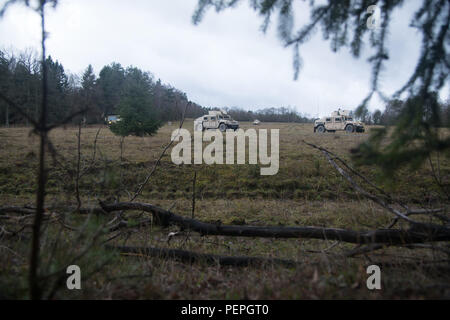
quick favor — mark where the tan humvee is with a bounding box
[314,109,365,133]
[194,110,240,132]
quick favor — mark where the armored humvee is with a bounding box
[194,110,239,132]
[314,109,364,133]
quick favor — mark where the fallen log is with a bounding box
[100,202,450,245]
[0,206,35,215]
[105,245,297,267]
[0,205,107,216]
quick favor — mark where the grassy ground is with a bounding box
[0,122,449,299]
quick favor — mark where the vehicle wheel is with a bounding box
[345,125,354,133]
[195,123,203,132]
[219,123,227,132]
[316,125,325,133]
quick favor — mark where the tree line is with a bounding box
[0,48,208,128]
[355,93,450,127]
[223,106,313,123]
[2,49,448,130]
[0,48,318,129]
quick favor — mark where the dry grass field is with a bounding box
[0,122,449,299]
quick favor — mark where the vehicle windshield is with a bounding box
[108,116,118,121]
[223,115,231,119]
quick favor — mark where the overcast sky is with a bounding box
[0,0,448,117]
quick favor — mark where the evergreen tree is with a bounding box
[0,50,209,127]
[81,64,95,91]
[0,50,12,126]
[97,62,125,119]
[81,64,100,123]
[372,109,382,125]
[109,67,161,137]
[44,56,69,123]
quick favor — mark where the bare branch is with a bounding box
[129,101,191,201]
[75,121,82,211]
[0,206,35,215]
[191,170,197,219]
[303,140,418,224]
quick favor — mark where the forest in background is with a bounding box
[0,48,317,127]
[4,48,449,128]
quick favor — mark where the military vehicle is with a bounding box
[106,115,121,125]
[194,110,239,132]
[314,109,364,133]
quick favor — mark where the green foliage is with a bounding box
[372,109,382,125]
[45,55,70,122]
[354,103,370,123]
[109,67,162,137]
[351,92,450,177]
[0,49,208,126]
[97,62,125,118]
[224,106,312,122]
[81,64,96,92]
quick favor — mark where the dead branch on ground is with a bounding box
[99,201,450,245]
[105,244,297,267]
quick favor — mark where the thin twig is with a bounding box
[303,140,417,224]
[129,101,191,201]
[75,121,82,211]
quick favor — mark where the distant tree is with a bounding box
[185,101,208,119]
[225,106,312,123]
[81,64,101,123]
[380,98,403,125]
[0,49,41,126]
[97,62,125,119]
[0,50,208,127]
[152,78,163,114]
[372,109,382,125]
[44,56,69,123]
[109,67,161,137]
[12,53,35,124]
[0,50,12,126]
[354,104,370,123]
[81,64,95,91]
[441,99,450,127]
[159,85,188,121]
